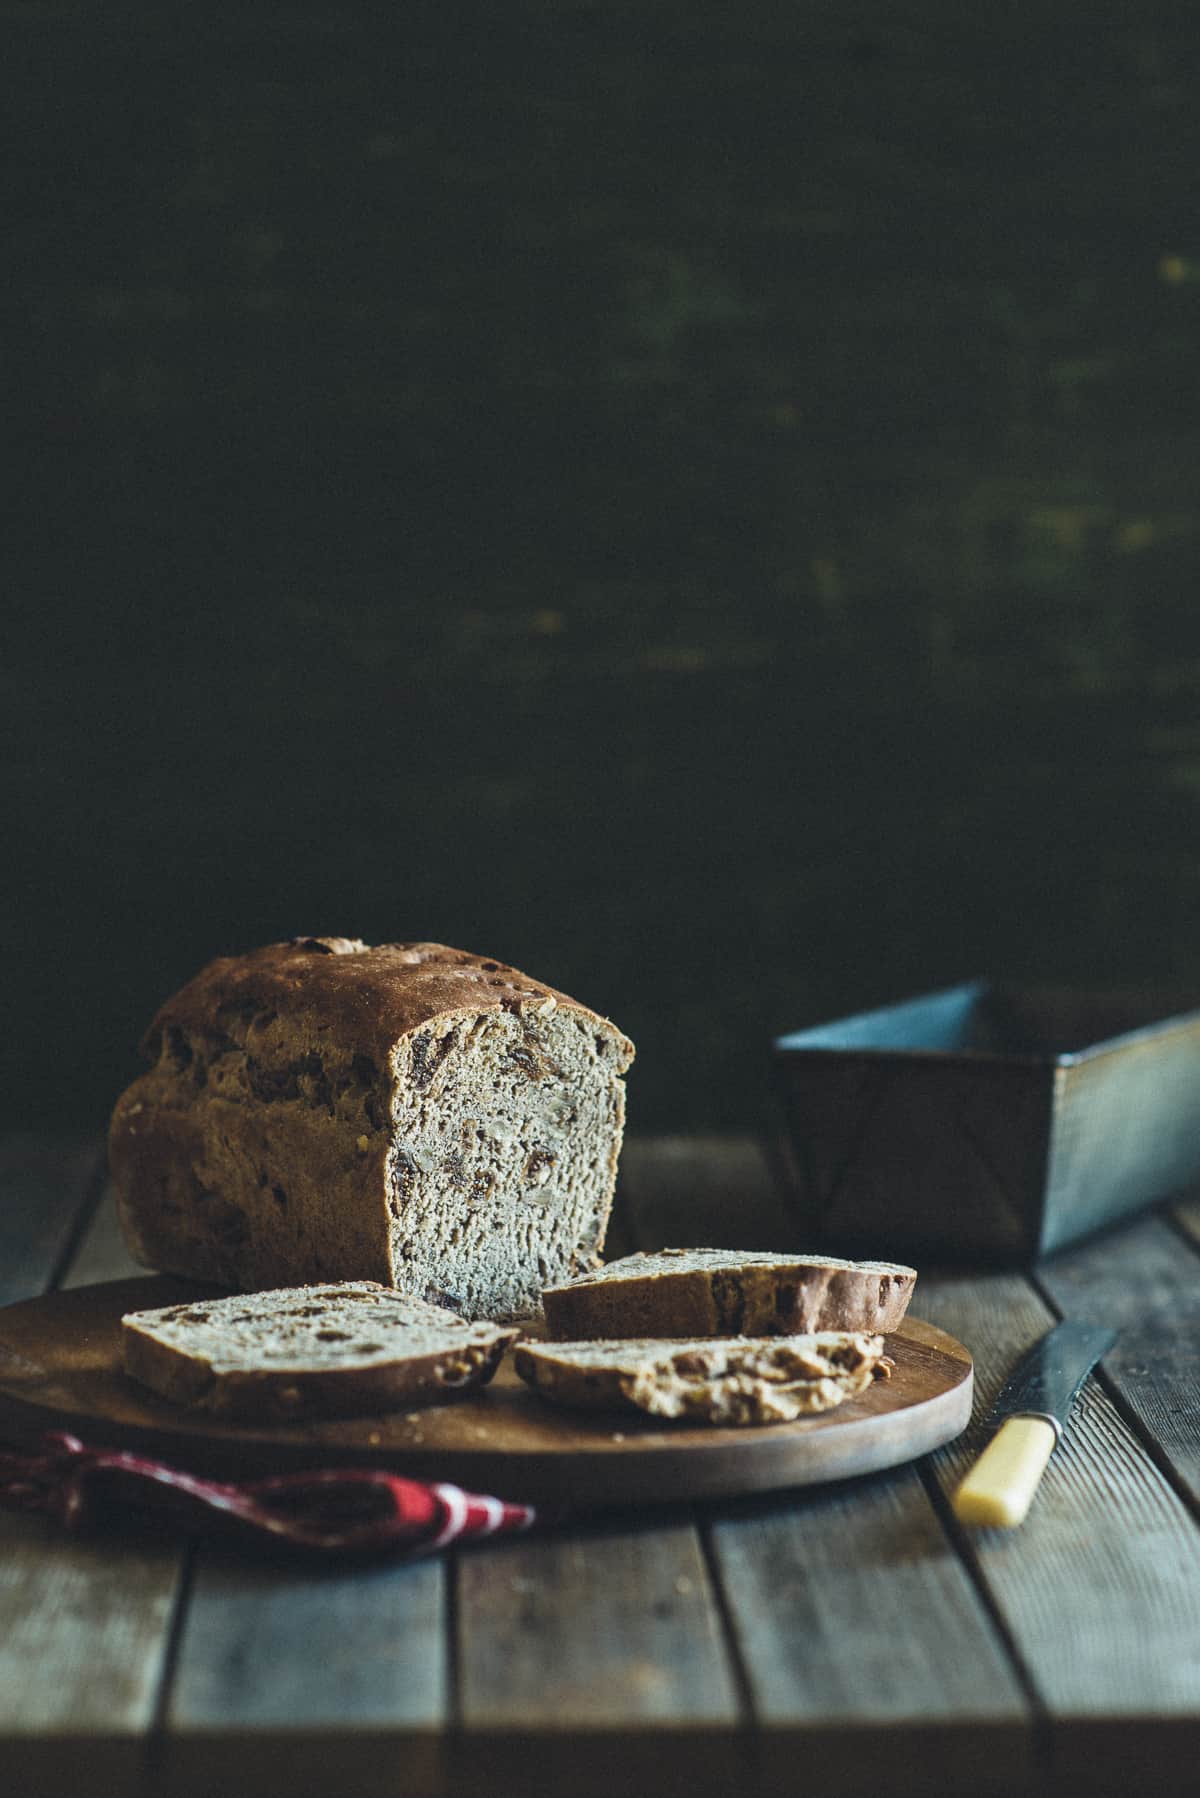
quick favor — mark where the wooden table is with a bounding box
[2,1134,1199,1798]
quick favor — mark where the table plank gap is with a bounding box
[160,1542,448,1798]
[1032,1213,1200,1511]
[445,1547,462,1732]
[764,1132,1047,1776]
[915,1453,1051,1730]
[708,1466,1034,1796]
[695,1512,760,1728]
[453,1510,745,1797]
[0,1508,185,1798]
[139,1536,199,1798]
[920,1267,1200,1791]
[619,1135,1039,1790]
[0,1136,185,1797]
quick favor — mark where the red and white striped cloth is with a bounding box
[0,1431,537,1558]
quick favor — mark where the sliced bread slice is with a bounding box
[121,1282,517,1422]
[514,1332,886,1426]
[541,1248,916,1341]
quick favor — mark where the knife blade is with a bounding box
[952,1319,1116,1528]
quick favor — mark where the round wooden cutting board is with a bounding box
[0,1277,972,1506]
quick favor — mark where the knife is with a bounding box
[952,1319,1116,1528]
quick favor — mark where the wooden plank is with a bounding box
[443,1133,752,1795]
[619,1132,796,1251]
[0,1510,182,1798]
[0,1137,181,1798]
[12,1171,452,1798]
[920,1269,1200,1793]
[160,1549,447,1798]
[454,1514,742,1797]
[442,1135,754,1795]
[59,1184,143,1288]
[709,1472,1033,1797]
[1035,1213,1200,1508]
[621,1135,1031,1795]
[53,1180,451,1795]
[157,1137,749,1798]
[0,1134,101,1305]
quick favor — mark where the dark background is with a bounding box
[6,4,1200,1135]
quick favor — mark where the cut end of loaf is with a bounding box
[387,998,630,1319]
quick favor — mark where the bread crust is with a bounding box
[541,1249,916,1340]
[121,1282,518,1423]
[131,937,620,1069]
[108,939,634,1313]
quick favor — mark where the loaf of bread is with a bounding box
[121,1282,517,1421]
[541,1248,916,1340]
[108,937,634,1320]
[514,1332,886,1425]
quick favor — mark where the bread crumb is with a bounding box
[367,1431,382,1446]
[611,1431,626,1442]
[674,1576,693,1596]
[356,1134,370,1153]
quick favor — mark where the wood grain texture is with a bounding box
[921,1269,1200,1789]
[0,1509,181,1797]
[0,1276,972,1504]
[0,1141,181,1797]
[160,1549,446,1798]
[710,1469,1033,1795]
[0,1134,101,1304]
[450,1137,755,1795]
[4,1130,1199,1797]
[622,1134,1026,1794]
[1035,1213,1200,1506]
[454,1514,742,1796]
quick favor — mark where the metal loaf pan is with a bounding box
[773,981,1200,1264]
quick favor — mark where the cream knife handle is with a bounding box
[952,1416,1058,1528]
